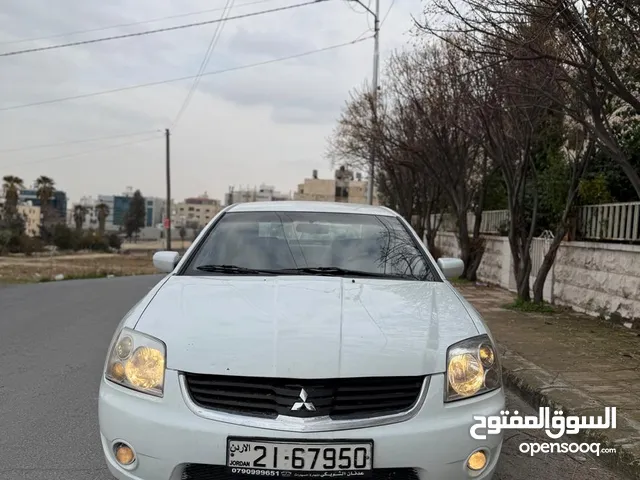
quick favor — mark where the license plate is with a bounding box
[226,437,374,477]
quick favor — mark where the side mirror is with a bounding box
[437,257,464,280]
[153,251,180,273]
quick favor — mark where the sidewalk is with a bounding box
[457,284,640,479]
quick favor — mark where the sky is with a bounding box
[0,0,423,204]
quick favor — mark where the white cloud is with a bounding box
[0,0,421,204]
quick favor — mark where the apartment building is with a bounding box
[294,167,378,204]
[93,188,165,232]
[18,188,68,221]
[225,184,290,205]
[67,196,99,229]
[171,193,222,229]
[18,203,41,237]
[0,195,42,237]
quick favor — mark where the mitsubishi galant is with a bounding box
[98,201,505,480]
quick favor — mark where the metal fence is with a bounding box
[578,202,640,242]
[432,202,640,243]
[430,210,509,235]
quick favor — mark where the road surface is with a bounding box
[0,276,627,479]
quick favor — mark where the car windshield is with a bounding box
[182,211,440,281]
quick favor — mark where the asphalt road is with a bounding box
[0,276,627,480]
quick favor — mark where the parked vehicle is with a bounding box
[98,201,505,480]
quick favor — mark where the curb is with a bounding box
[499,346,640,480]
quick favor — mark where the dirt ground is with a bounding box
[0,252,159,283]
[121,240,193,251]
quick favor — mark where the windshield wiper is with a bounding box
[275,267,397,278]
[195,264,280,275]
[195,265,414,279]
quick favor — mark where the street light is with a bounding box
[349,0,380,205]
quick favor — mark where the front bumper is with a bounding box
[99,370,505,480]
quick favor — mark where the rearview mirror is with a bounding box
[153,251,180,273]
[295,223,330,234]
[437,257,464,280]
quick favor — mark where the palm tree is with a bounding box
[2,175,24,217]
[35,175,55,215]
[73,205,87,231]
[95,203,110,235]
[35,176,55,240]
[35,176,55,205]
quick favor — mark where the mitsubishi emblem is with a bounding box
[291,388,316,411]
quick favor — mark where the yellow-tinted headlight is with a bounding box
[445,334,501,402]
[125,346,165,390]
[447,353,484,396]
[105,328,166,397]
[110,362,126,381]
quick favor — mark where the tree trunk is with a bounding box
[465,210,486,281]
[465,236,486,281]
[508,231,532,301]
[532,228,564,304]
[456,211,473,279]
[414,220,426,241]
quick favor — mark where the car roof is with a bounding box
[226,201,397,217]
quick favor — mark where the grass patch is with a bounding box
[450,276,473,285]
[503,297,557,314]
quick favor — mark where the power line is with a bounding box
[0,0,329,58]
[381,0,396,26]
[0,36,371,112]
[0,130,158,154]
[0,134,162,168]
[0,0,280,47]
[172,0,236,128]
[353,28,374,42]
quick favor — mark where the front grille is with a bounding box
[183,373,425,419]
[182,465,419,480]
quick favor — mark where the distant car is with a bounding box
[98,201,505,480]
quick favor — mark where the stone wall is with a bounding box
[435,232,507,287]
[553,242,640,323]
[435,232,640,322]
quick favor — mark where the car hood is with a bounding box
[134,275,479,378]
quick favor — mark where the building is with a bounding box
[17,203,41,237]
[293,167,377,204]
[171,192,222,229]
[0,196,42,237]
[18,188,68,221]
[145,197,166,228]
[96,194,128,232]
[67,196,100,230]
[92,187,165,233]
[225,184,290,206]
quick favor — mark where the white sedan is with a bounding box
[98,201,505,480]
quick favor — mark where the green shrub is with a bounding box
[78,230,110,252]
[19,235,44,256]
[52,224,75,251]
[108,233,122,250]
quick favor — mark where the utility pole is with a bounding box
[165,128,172,250]
[366,0,380,205]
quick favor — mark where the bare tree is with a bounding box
[385,41,492,280]
[327,86,442,239]
[532,118,595,302]
[447,35,565,300]
[418,0,640,198]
